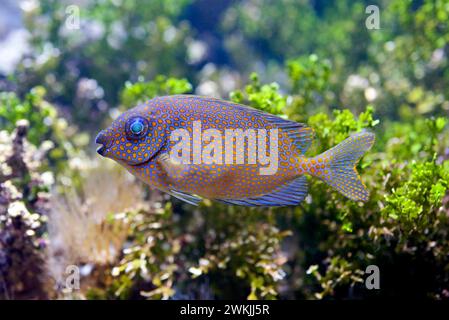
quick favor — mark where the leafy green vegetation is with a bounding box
[0,0,448,300]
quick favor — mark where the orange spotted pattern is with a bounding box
[96,95,375,205]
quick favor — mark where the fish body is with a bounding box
[96,95,374,206]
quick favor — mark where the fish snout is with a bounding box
[95,130,113,156]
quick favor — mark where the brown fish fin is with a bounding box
[157,153,203,205]
[265,116,315,154]
[216,176,308,207]
[157,152,190,178]
[315,131,375,201]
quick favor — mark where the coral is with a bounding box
[0,121,51,299]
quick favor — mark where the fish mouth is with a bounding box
[95,131,112,156]
[96,144,107,156]
[95,130,165,165]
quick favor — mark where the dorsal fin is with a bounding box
[172,95,315,154]
[217,176,308,207]
[260,113,315,154]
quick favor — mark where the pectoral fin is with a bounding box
[157,152,189,178]
[157,153,203,206]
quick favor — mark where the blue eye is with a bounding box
[130,121,144,134]
[126,117,148,139]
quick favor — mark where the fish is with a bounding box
[95,95,375,206]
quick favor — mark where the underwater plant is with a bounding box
[0,0,448,301]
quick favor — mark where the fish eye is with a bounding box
[126,116,148,139]
[131,121,144,134]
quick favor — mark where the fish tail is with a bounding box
[308,131,375,201]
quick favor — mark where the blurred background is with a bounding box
[0,0,448,300]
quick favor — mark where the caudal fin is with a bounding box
[315,131,375,201]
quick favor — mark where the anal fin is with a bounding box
[217,176,308,207]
